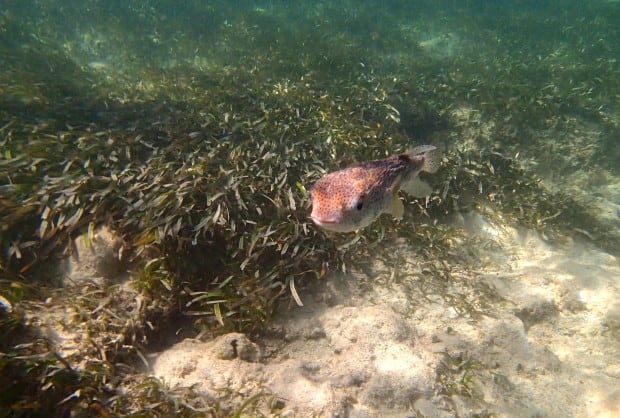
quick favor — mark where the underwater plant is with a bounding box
[1,0,618,415]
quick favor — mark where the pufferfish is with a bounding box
[309,145,440,233]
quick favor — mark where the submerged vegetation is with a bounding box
[1,0,619,415]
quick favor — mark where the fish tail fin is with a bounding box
[407,144,440,173]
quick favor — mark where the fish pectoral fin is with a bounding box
[401,176,433,198]
[390,193,404,220]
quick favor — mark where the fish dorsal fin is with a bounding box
[406,145,440,173]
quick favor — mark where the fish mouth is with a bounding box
[310,215,353,233]
[310,215,336,226]
[310,215,345,230]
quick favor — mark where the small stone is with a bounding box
[414,398,453,418]
[514,296,557,329]
[300,362,321,374]
[603,302,620,336]
[270,398,286,410]
[66,226,125,287]
[306,326,326,340]
[213,333,260,362]
[562,296,585,313]
[604,364,620,379]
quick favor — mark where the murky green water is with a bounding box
[1,1,618,416]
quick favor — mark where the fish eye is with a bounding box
[356,201,364,210]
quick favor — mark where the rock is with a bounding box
[561,294,586,313]
[305,326,326,340]
[513,295,557,329]
[413,397,454,418]
[604,364,620,379]
[65,225,125,287]
[214,333,260,362]
[603,302,620,338]
[151,336,264,414]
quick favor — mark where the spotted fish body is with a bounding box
[309,145,440,233]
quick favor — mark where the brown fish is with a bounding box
[309,145,440,233]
